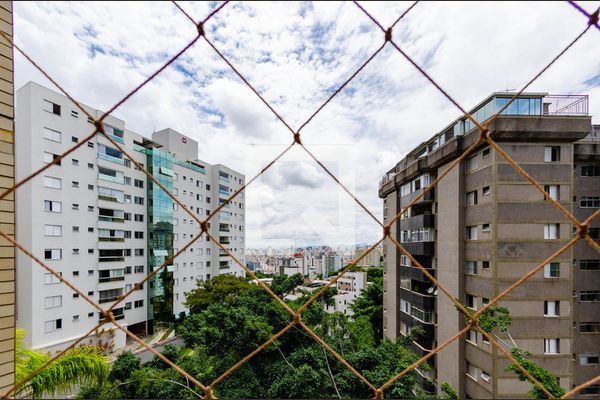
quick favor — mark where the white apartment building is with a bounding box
[325,270,367,316]
[16,82,245,351]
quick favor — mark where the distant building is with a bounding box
[322,254,342,278]
[325,270,367,316]
[353,246,383,267]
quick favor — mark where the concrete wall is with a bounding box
[435,160,464,396]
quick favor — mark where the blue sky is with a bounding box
[13,1,600,248]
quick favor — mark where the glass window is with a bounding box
[544,223,560,239]
[517,98,530,115]
[544,300,559,316]
[43,127,61,142]
[544,338,559,354]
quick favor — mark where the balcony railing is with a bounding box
[99,237,125,242]
[98,296,120,304]
[98,173,124,184]
[542,94,588,116]
[98,152,124,165]
[98,276,125,283]
[99,216,125,223]
[98,256,125,262]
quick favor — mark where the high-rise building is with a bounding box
[16,82,245,352]
[379,92,599,398]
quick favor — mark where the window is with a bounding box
[544,146,560,162]
[544,185,560,201]
[72,159,79,166]
[580,354,600,365]
[466,363,478,381]
[466,294,476,310]
[72,203,79,210]
[43,152,61,165]
[544,300,559,317]
[44,176,62,189]
[134,249,144,256]
[73,315,80,322]
[544,223,560,239]
[71,110,78,118]
[87,142,94,148]
[544,338,560,354]
[580,291,600,302]
[134,179,144,188]
[482,186,490,196]
[134,265,144,273]
[125,302,132,310]
[44,200,62,213]
[134,231,144,239]
[482,148,491,158]
[580,260,600,271]
[44,273,61,285]
[44,295,62,309]
[44,249,62,260]
[466,191,478,206]
[134,300,144,308]
[72,136,78,143]
[581,165,600,177]
[466,226,477,240]
[44,319,62,333]
[134,196,144,205]
[482,261,490,269]
[134,214,144,222]
[44,224,62,236]
[465,261,478,275]
[466,156,478,172]
[480,371,491,383]
[88,184,94,190]
[43,127,61,142]
[467,329,477,344]
[482,223,490,232]
[591,228,600,240]
[579,322,600,333]
[544,262,560,278]
[580,196,600,208]
[43,99,61,115]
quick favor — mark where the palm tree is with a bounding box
[16,328,110,398]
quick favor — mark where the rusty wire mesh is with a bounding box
[2,1,600,399]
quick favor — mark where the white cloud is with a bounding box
[13,1,600,247]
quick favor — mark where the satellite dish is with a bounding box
[433,289,438,296]
[427,287,434,294]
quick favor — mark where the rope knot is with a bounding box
[294,132,302,144]
[578,223,589,238]
[385,27,392,42]
[589,8,599,26]
[197,22,205,36]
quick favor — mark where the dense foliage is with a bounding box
[16,328,109,398]
[80,269,430,398]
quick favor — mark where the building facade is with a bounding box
[16,82,245,351]
[379,93,599,398]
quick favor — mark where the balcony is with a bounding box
[98,276,125,283]
[400,187,434,206]
[401,242,434,256]
[400,311,435,338]
[98,256,125,263]
[98,152,124,165]
[219,237,230,245]
[99,216,125,223]
[98,173,124,184]
[400,214,435,230]
[99,237,125,242]
[400,265,436,282]
[98,296,119,304]
[401,287,436,309]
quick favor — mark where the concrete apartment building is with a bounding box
[379,92,599,398]
[15,82,245,352]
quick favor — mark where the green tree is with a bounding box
[350,277,383,342]
[184,274,251,313]
[109,351,141,382]
[16,328,109,398]
[271,273,304,298]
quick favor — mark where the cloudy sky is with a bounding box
[14,1,600,248]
